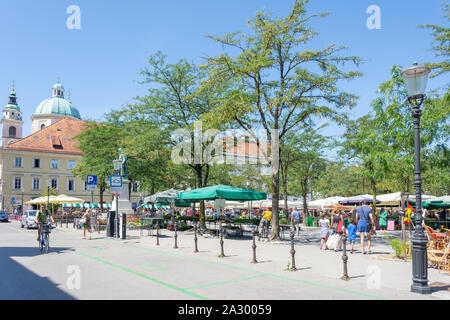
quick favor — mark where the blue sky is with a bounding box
[0,0,448,139]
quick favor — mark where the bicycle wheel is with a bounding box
[39,236,43,251]
[45,233,49,254]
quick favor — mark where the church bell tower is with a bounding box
[1,83,24,147]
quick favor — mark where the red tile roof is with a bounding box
[6,118,87,155]
[221,137,270,157]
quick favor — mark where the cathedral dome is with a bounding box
[33,82,81,120]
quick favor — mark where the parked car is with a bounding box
[0,210,9,222]
[21,210,39,229]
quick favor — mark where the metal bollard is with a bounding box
[173,220,178,249]
[194,222,199,253]
[251,230,258,264]
[220,225,225,257]
[341,229,350,281]
[156,221,160,246]
[290,231,297,271]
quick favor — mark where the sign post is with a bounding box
[110,175,122,239]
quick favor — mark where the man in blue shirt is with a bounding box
[291,208,302,235]
[356,201,375,254]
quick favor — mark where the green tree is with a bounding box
[203,0,362,239]
[314,162,367,198]
[286,127,328,217]
[123,52,226,228]
[371,66,449,195]
[342,115,388,214]
[419,2,450,78]
[72,122,121,212]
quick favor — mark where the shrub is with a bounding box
[383,232,410,259]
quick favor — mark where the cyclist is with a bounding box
[36,204,54,242]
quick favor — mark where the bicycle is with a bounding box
[39,223,51,254]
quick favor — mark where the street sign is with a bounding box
[87,175,97,191]
[110,175,122,188]
[110,175,122,194]
[11,197,15,204]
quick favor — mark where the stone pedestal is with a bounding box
[110,179,134,216]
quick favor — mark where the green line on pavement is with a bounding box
[73,250,210,300]
[116,240,389,300]
[183,274,268,290]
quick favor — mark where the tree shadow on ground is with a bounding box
[0,246,75,300]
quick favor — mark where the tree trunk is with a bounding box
[270,169,280,240]
[281,163,288,221]
[301,178,309,226]
[195,165,206,229]
[371,179,377,222]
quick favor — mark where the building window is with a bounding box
[14,177,22,190]
[40,124,45,130]
[33,158,41,168]
[51,159,59,169]
[14,157,23,168]
[68,179,75,192]
[9,126,16,138]
[51,179,58,189]
[68,160,76,170]
[32,178,41,191]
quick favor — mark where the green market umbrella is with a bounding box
[143,189,192,208]
[423,196,450,209]
[144,189,179,204]
[177,185,267,202]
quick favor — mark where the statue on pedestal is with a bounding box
[118,148,128,180]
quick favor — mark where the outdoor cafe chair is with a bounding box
[427,241,450,275]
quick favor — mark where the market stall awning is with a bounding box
[339,195,380,206]
[178,185,267,202]
[308,196,346,209]
[423,195,450,208]
[25,195,84,205]
[62,203,111,209]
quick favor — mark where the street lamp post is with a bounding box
[402,62,431,295]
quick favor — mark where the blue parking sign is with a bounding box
[87,175,97,186]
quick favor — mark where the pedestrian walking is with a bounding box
[347,219,357,254]
[330,209,344,252]
[356,201,375,254]
[82,209,92,240]
[258,209,272,239]
[291,208,302,234]
[379,208,388,231]
[319,213,331,250]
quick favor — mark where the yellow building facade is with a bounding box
[0,83,143,212]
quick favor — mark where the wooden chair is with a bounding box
[428,242,450,275]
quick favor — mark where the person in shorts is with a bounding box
[291,208,302,234]
[356,201,375,254]
[258,210,272,239]
[347,219,357,254]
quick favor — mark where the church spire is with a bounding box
[5,82,20,111]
